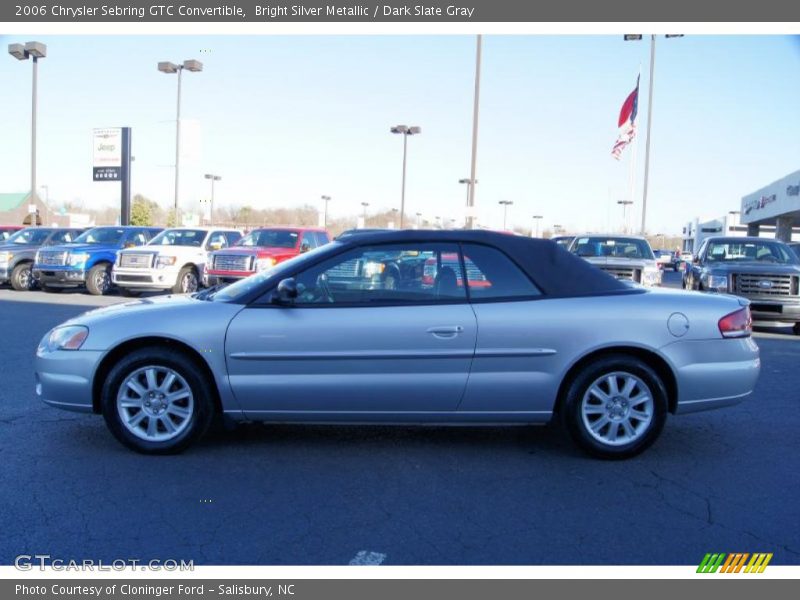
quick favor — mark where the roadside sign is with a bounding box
[92,128,122,181]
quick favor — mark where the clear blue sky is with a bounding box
[0,34,798,234]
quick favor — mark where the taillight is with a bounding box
[718,306,752,338]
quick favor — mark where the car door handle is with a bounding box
[427,326,464,338]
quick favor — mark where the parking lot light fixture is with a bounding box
[160,58,203,225]
[204,174,221,226]
[361,202,370,225]
[9,41,46,226]
[498,200,513,231]
[617,200,633,233]
[390,124,421,229]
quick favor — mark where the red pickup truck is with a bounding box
[205,227,330,286]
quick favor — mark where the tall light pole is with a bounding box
[390,124,421,229]
[498,200,513,230]
[361,202,369,225]
[321,195,331,228]
[159,59,203,226]
[40,184,50,226]
[617,200,633,233]
[9,41,46,226]
[532,215,543,238]
[466,34,482,230]
[624,34,683,234]
[203,173,220,226]
[415,212,422,229]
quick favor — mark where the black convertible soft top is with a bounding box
[337,229,633,297]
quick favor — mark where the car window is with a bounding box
[290,243,466,306]
[50,230,72,244]
[149,229,205,247]
[207,232,229,250]
[461,243,542,300]
[225,231,242,246]
[301,232,317,250]
[314,232,330,246]
[10,228,56,245]
[706,240,797,264]
[127,230,148,246]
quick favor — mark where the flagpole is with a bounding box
[628,64,642,236]
[640,35,656,235]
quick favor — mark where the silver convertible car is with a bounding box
[35,230,760,458]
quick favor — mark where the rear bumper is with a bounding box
[33,266,86,286]
[661,337,760,414]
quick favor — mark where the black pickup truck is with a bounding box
[684,236,800,333]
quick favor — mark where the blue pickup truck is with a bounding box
[33,226,162,295]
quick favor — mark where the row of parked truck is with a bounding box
[0,224,330,295]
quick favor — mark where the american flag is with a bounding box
[611,76,640,160]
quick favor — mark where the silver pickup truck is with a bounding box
[568,234,662,287]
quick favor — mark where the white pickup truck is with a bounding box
[112,227,242,295]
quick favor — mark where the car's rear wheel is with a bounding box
[101,348,214,454]
[10,262,34,291]
[173,266,199,294]
[86,263,112,295]
[562,355,668,459]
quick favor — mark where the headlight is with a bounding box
[67,252,89,266]
[156,256,177,268]
[0,251,12,264]
[37,325,89,353]
[704,274,729,292]
[255,257,276,272]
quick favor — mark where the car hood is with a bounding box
[55,294,245,352]
[703,262,800,275]
[215,247,296,257]
[0,243,40,252]
[582,256,656,268]
[125,244,203,254]
[45,243,120,253]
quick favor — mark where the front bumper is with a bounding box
[747,299,800,323]
[33,265,86,286]
[35,348,104,413]
[0,266,9,282]
[662,337,760,414]
[112,266,179,290]
[206,269,253,286]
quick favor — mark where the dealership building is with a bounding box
[682,169,800,254]
[740,169,800,241]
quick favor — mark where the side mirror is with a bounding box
[274,278,298,304]
[208,242,223,251]
[693,256,700,264]
[125,242,136,248]
[300,242,311,253]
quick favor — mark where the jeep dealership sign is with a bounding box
[92,128,122,181]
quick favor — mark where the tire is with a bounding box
[119,287,142,298]
[101,347,215,454]
[172,266,199,294]
[561,354,668,459]
[10,262,34,291]
[86,263,112,296]
[793,323,800,336]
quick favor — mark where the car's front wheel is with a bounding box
[86,263,112,295]
[10,262,34,291]
[561,355,668,459]
[101,348,215,454]
[173,266,199,294]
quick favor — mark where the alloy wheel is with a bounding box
[580,371,654,447]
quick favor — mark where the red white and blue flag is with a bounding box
[611,76,640,160]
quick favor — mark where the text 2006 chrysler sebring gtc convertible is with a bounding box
[35,231,760,459]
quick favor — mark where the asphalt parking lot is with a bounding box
[1,272,799,566]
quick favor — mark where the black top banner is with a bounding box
[2,0,799,22]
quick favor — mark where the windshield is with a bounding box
[211,243,339,302]
[5,228,50,245]
[237,229,299,248]
[571,237,655,260]
[149,229,206,247]
[706,240,798,264]
[74,227,125,245]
